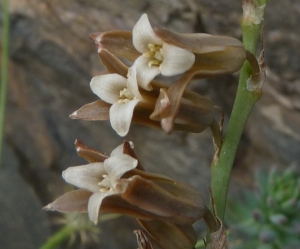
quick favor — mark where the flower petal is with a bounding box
[62,163,105,192]
[132,13,163,53]
[110,143,125,156]
[160,43,195,76]
[104,154,138,182]
[127,67,143,99]
[88,192,113,224]
[90,74,127,104]
[110,141,145,171]
[109,99,140,136]
[43,189,92,212]
[133,56,160,90]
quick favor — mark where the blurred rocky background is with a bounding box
[0,0,299,248]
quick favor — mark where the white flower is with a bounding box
[62,146,138,224]
[90,67,145,136]
[132,14,195,90]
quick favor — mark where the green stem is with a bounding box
[40,225,75,249]
[0,0,10,167]
[210,1,267,220]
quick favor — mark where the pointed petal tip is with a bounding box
[133,13,163,53]
[116,131,128,137]
[74,139,80,146]
[43,204,52,211]
[161,119,173,135]
[69,111,78,119]
[110,100,140,137]
[62,170,67,180]
[74,139,85,152]
[88,192,111,225]
[92,219,98,225]
[89,33,106,52]
[89,32,102,43]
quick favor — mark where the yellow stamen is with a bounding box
[148,60,161,67]
[118,88,136,104]
[145,43,164,68]
[99,187,109,192]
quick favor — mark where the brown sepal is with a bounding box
[69,100,110,121]
[75,139,108,163]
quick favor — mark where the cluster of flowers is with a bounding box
[45,140,207,248]
[45,14,248,248]
[70,14,247,136]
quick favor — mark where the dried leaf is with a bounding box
[209,218,228,249]
[134,230,154,249]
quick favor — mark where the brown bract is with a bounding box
[90,31,140,61]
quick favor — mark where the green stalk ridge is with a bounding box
[210,1,268,220]
[0,0,10,167]
[40,225,75,249]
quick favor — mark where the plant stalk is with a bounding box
[0,0,10,168]
[210,0,268,220]
[40,225,75,249]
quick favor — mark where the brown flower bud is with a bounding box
[90,31,140,61]
[153,27,246,76]
[138,219,197,249]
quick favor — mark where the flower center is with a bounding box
[144,44,163,67]
[98,174,113,192]
[118,88,136,104]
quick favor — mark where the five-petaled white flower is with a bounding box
[62,144,138,224]
[90,67,148,136]
[132,14,195,90]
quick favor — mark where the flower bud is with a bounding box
[153,27,246,76]
[122,174,206,225]
[138,219,197,249]
[90,31,140,61]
